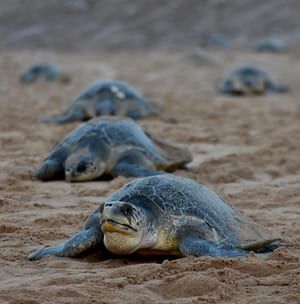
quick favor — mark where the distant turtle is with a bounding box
[34,118,192,182]
[184,48,218,66]
[20,63,70,84]
[28,174,282,260]
[255,38,286,53]
[219,65,289,95]
[42,80,160,124]
[208,33,231,48]
[64,0,91,11]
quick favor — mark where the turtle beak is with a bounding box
[101,201,138,235]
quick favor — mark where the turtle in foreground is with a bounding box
[42,80,160,124]
[255,38,286,53]
[34,118,192,182]
[219,65,289,95]
[20,63,70,84]
[28,174,282,261]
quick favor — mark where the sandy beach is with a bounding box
[0,49,299,303]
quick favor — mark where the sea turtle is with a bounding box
[255,38,286,53]
[28,174,281,260]
[20,63,70,84]
[42,80,160,124]
[34,118,192,182]
[219,65,289,95]
[208,33,231,48]
[64,0,91,11]
[184,48,218,66]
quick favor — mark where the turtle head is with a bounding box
[100,201,150,255]
[20,67,39,83]
[233,68,265,94]
[65,154,106,182]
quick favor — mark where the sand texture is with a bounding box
[0,50,299,303]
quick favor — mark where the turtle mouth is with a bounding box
[101,219,137,235]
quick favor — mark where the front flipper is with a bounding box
[218,80,233,94]
[20,73,37,83]
[41,108,86,124]
[266,81,290,93]
[28,210,104,260]
[33,159,64,180]
[179,233,246,258]
[111,149,162,177]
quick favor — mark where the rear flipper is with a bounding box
[28,211,104,260]
[41,109,86,124]
[111,149,163,177]
[145,131,192,169]
[179,233,246,258]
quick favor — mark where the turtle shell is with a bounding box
[105,174,280,250]
[68,80,154,113]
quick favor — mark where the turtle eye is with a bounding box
[121,204,132,217]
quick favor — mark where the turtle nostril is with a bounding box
[77,162,87,172]
[105,202,113,208]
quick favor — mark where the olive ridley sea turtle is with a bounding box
[20,63,70,84]
[42,80,160,123]
[219,65,289,95]
[34,118,192,182]
[255,38,286,53]
[28,174,281,260]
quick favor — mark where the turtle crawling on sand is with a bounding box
[42,80,160,124]
[20,63,70,84]
[34,118,191,182]
[219,65,289,95]
[28,174,282,260]
[184,48,218,66]
[255,38,286,53]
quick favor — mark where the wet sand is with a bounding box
[0,50,299,303]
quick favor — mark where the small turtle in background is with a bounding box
[64,0,91,11]
[20,63,71,84]
[42,80,160,124]
[255,38,286,53]
[184,48,218,66]
[219,65,289,95]
[208,33,231,48]
[34,118,192,182]
[28,174,282,261]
